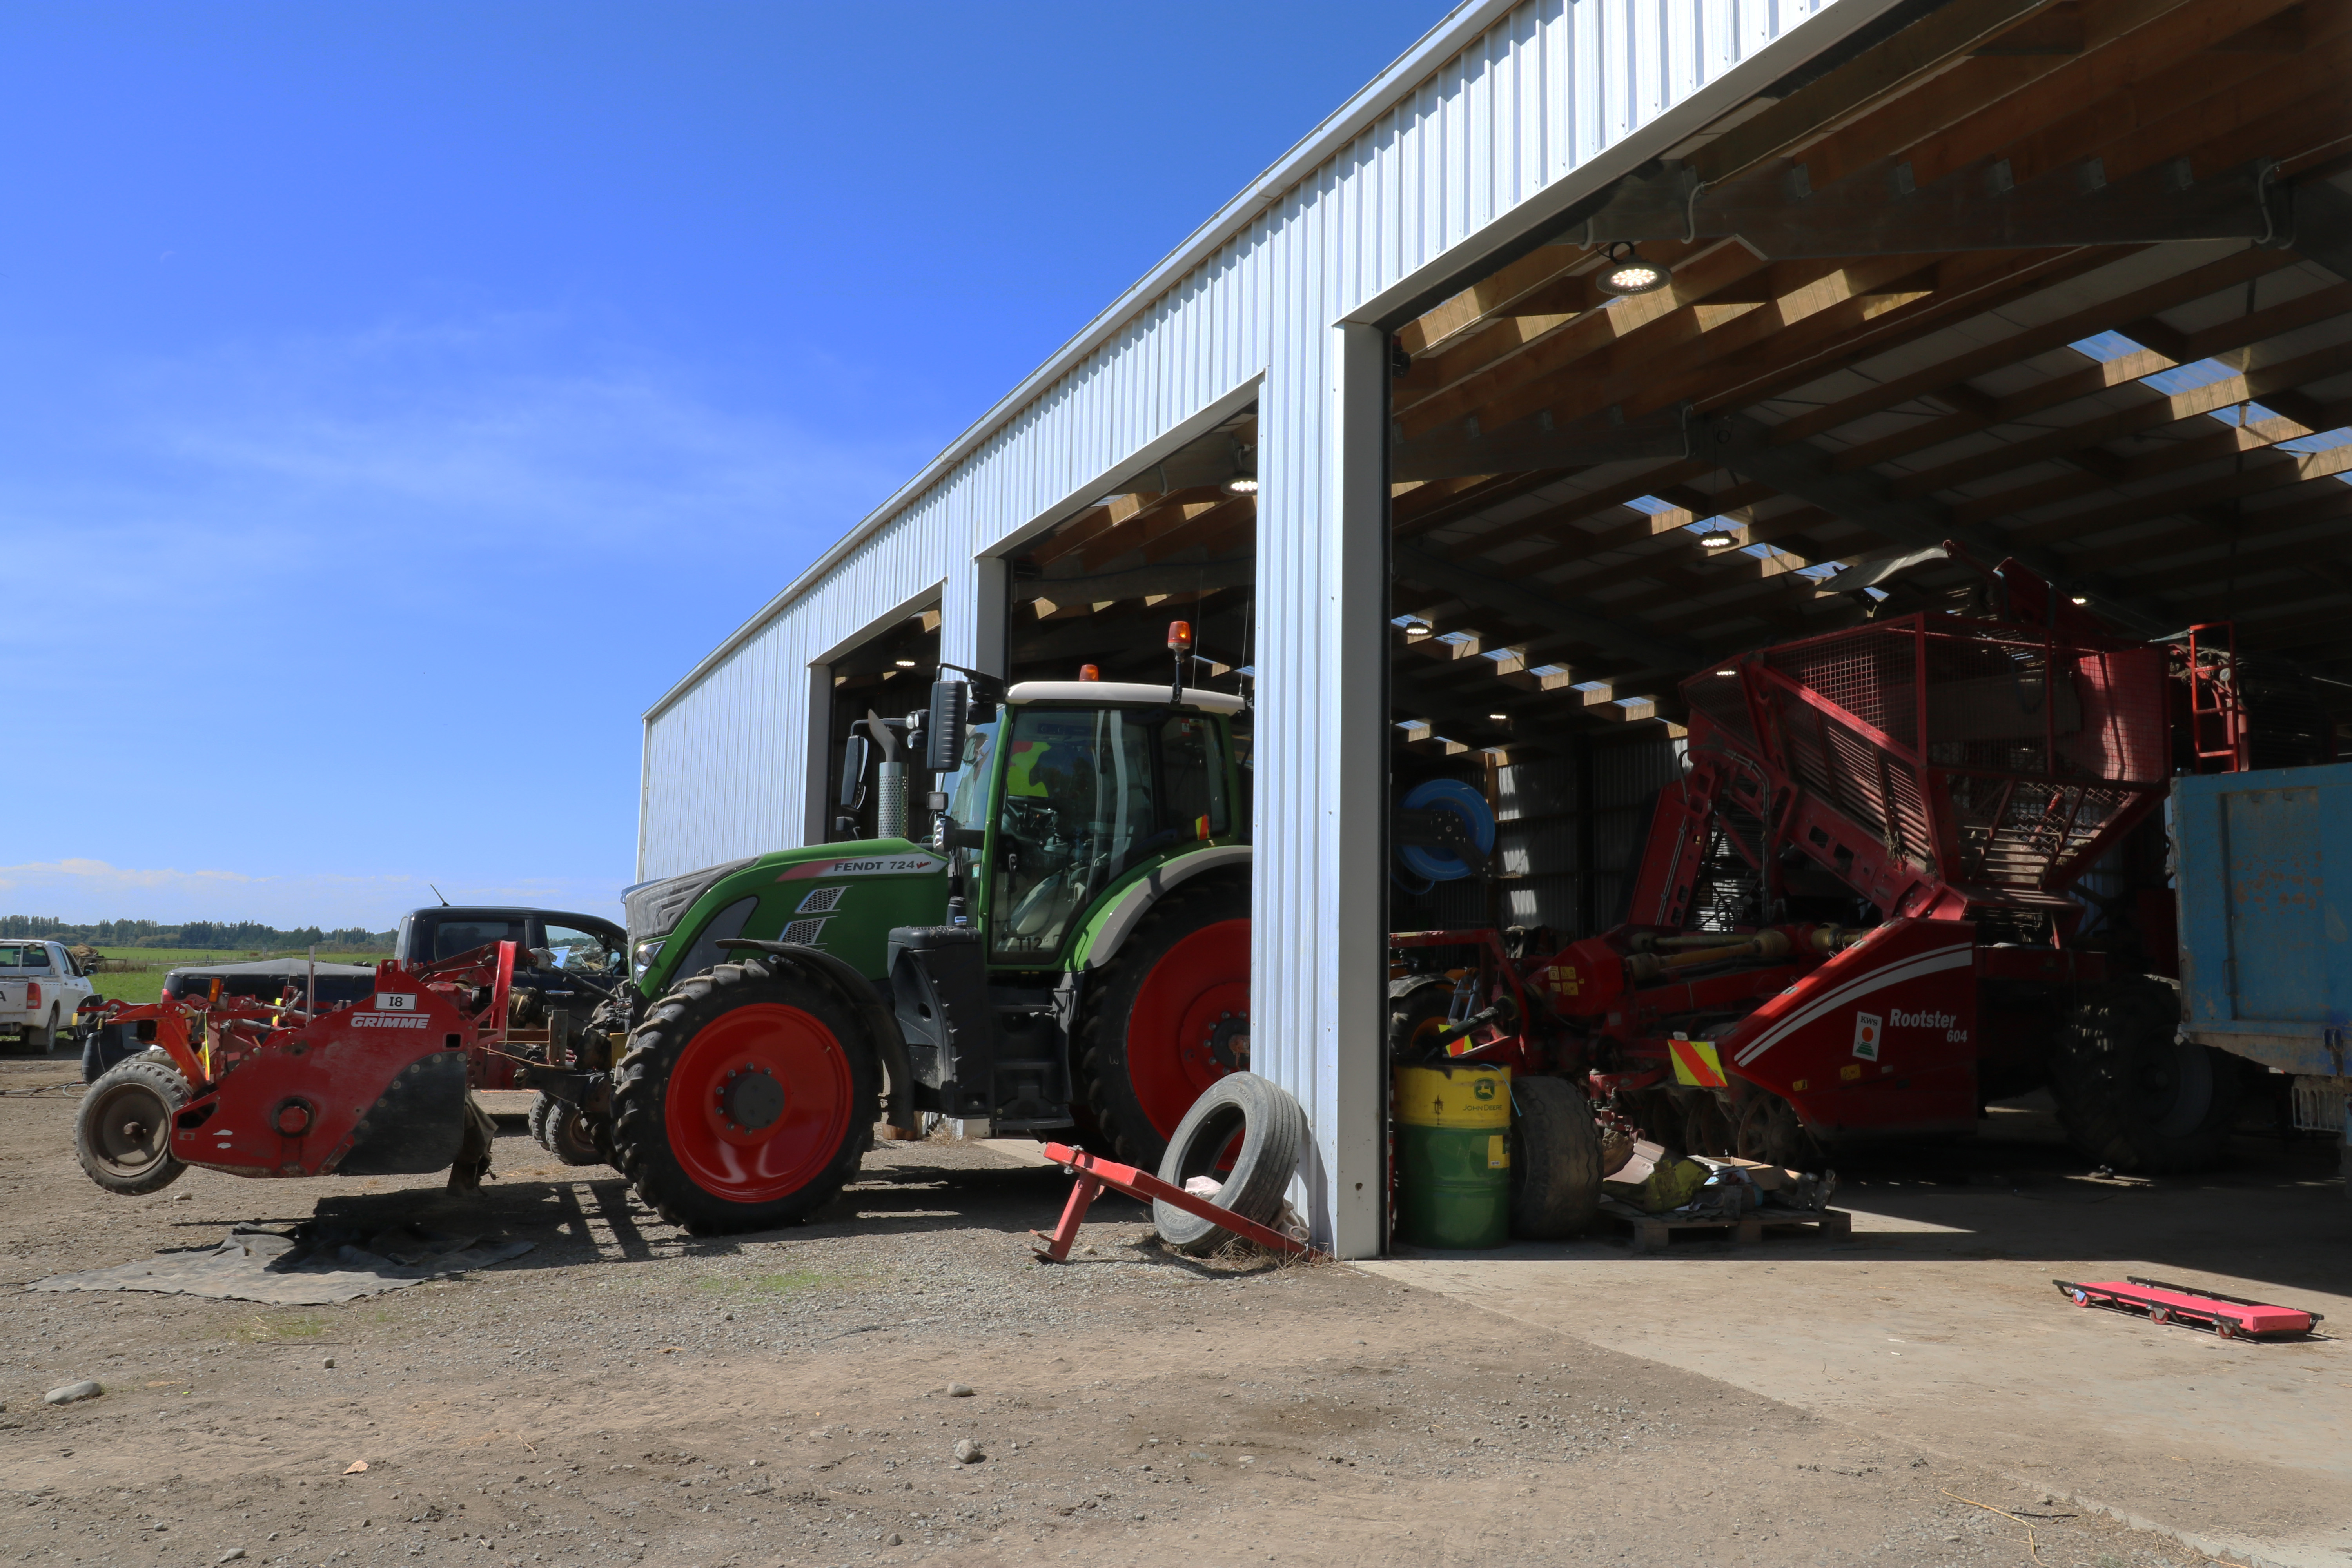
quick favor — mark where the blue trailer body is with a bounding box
[2173,762,2352,1072]
[2172,762,2352,1176]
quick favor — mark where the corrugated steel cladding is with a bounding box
[641,0,1865,1249]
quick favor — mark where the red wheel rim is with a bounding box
[663,1004,853,1205]
[1125,918,1249,1139]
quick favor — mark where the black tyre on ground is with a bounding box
[22,1004,60,1054]
[527,1092,556,1150]
[543,1100,605,1166]
[610,958,878,1234]
[76,1057,190,1196]
[2050,975,2240,1174]
[1151,1071,1309,1256]
[1508,1075,1602,1239]
[1076,878,1250,1169]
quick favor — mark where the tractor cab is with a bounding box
[928,675,1247,969]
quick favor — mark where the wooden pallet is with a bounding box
[1599,1198,1851,1252]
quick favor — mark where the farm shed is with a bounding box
[642,0,2352,1255]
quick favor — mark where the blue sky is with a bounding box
[1,1,1449,930]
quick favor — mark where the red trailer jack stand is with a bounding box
[1030,1143,1320,1263]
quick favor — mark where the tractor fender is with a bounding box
[713,939,914,1132]
[1080,845,1251,973]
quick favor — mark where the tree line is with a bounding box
[0,916,395,950]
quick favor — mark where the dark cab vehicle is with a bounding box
[394,906,629,1036]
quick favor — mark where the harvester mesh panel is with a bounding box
[1697,619,2167,897]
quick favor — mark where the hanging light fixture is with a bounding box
[1400,617,1433,640]
[1227,475,1259,494]
[1697,523,1737,549]
[1598,241,1672,297]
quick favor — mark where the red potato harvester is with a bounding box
[73,942,561,1195]
[1392,544,2303,1210]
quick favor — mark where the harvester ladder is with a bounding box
[2185,622,2249,773]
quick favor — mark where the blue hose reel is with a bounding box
[1392,777,1497,895]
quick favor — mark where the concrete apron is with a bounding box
[1364,1171,2352,1568]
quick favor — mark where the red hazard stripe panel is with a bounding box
[1668,1037,1727,1089]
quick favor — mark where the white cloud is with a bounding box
[0,311,927,646]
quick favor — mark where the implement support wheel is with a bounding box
[76,1057,190,1196]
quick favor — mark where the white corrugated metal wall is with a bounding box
[640,0,1898,1254]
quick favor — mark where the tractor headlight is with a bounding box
[631,938,664,982]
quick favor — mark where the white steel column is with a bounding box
[940,554,1008,681]
[1252,321,1388,1260]
[1324,320,1391,1259]
[799,662,833,847]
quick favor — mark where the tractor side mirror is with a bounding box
[839,732,871,808]
[926,680,968,773]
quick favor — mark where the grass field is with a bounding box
[85,948,392,1007]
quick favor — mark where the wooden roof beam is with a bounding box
[1769,246,2296,444]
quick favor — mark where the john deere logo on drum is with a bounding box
[1472,1078,1498,1100]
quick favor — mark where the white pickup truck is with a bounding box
[0,940,98,1052]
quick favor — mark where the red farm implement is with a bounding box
[1388,546,2325,1211]
[74,942,570,1196]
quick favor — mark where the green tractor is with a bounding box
[587,659,1252,1232]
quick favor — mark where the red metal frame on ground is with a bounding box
[2055,1276,2320,1339]
[1029,1142,1319,1263]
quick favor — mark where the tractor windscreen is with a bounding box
[989,706,1227,963]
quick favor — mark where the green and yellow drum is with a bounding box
[1393,1062,1511,1249]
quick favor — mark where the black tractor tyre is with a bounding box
[543,1099,605,1167]
[610,958,878,1234]
[76,1057,190,1196]
[1386,977,1457,1065]
[1509,1075,1603,1239]
[2050,975,2240,1174]
[527,1093,556,1150]
[1076,878,1250,1169]
[1151,1071,1309,1256]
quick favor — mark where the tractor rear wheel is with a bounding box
[1509,1075,1602,1238]
[76,1057,189,1195]
[1077,880,1250,1167]
[611,959,877,1234]
[2051,975,2239,1174]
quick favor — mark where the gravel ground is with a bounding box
[0,1051,2207,1567]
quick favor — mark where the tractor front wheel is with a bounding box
[544,1100,606,1167]
[611,959,877,1234]
[76,1057,189,1195]
[1078,880,1250,1168]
